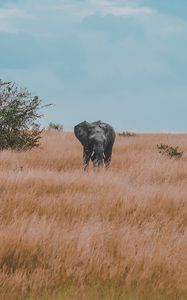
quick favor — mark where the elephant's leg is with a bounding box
[104,146,113,170]
[83,148,92,171]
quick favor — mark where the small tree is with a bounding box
[119,131,136,137]
[48,122,63,131]
[157,143,183,159]
[0,79,43,150]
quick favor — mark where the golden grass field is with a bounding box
[0,131,186,300]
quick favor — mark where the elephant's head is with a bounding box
[90,129,107,167]
[74,120,113,169]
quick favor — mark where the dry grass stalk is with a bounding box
[0,132,187,299]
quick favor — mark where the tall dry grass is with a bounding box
[0,131,186,300]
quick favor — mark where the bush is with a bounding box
[157,143,183,159]
[0,79,43,150]
[119,131,136,137]
[48,122,63,131]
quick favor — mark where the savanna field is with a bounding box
[0,131,186,300]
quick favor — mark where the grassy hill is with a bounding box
[0,132,186,300]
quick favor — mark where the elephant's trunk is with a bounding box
[92,146,104,168]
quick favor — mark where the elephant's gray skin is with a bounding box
[74,120,116,170]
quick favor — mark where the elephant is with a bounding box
[74,120,116,170]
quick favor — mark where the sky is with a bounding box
[0,0,187,132]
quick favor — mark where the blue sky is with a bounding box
[0,0,187,131]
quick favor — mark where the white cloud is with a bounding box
[0,7,32,33]
[0,7,31,19]
[101,6,153,16]
[88,0,154,16]
[51,0,154,21]
[0,0,154,34]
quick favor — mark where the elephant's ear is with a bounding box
[74,121,89,146]
[99,122,115,142]
[98,122,109,134]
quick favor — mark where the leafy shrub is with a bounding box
[119,131,136,137]
[0,79,43,150]
[48,122,63,131]
[157,143,183,159]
